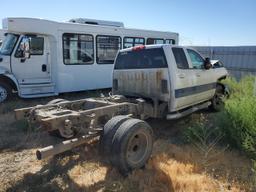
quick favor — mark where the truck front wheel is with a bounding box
[111,118,153,175]
[210,84,228,112]
[0,82,13,103]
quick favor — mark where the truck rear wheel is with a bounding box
[0,82,13,103]
[111,118,153,175]
[99,115,131,160]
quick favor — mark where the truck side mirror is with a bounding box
[204,57,212,70]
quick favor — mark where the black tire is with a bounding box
[0,82,13,103]
[111,118,153,175]
[210,84,225,112]
[47,98,68,105]
[99,115,131,160]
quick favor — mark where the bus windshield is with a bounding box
[0,33,19,55]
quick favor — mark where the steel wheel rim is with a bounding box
[126,130,149,165]
[0,86,7,103]
[59,127,74,138]
[215,93,225,106]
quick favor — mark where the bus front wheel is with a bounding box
[0,82,13,103]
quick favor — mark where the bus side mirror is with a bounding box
[19,36,31,59]
[204,57,212,70]
[24,37,31,59]
[24,50,31,59]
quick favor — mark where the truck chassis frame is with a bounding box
[15,96,156,174]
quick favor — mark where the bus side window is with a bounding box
[146,38,164,45]
[165,39,175,45]
[96,35,121,64]
[123,37,145,49]
[63,33,94,65]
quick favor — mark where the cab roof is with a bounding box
[119,44,193,52]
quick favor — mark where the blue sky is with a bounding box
[0,0,255,46]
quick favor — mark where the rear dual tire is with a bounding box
[99,115,131,160]
[100,117,153,175]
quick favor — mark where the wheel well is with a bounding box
[217,75,227,81]
[0,75,17,91]
[216,82,226,95]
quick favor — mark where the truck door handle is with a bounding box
[178,73,185,78]
[20,58,26,63]
[42,64,47,72]
[196,73,200,77]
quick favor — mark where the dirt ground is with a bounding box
[0,91,255,192]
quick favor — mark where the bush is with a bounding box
[183,115,224,146]
[216,76,256,159]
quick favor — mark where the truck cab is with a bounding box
[0,32,53,102]
[113,44,228,117]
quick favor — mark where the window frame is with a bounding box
[146,38,165,45]
[172,47,189,69]
[165,39,176,45]
[187,49,205,69]
[123,36,145,49]
[15,35,44,58]
[29,36,44,55]
[96,35,122,64]
[62,33,94,65]
[114,47,168,70]
[1,34,19,56]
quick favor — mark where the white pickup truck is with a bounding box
[15,44,229,175]
[113,44,229,117]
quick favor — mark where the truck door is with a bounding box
[186,48,216,102]
[11,35,51,84]
[172,47,198,110]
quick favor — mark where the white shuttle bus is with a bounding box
[0,17,179,102]
[0,29,6,47]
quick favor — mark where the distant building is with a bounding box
[194,46,256,79]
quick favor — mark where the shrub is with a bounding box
[183,115,224,146]
[184,76,256,159]
[217,76,256,159]
[182,114,227,169]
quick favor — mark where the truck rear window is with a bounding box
[114,48,168,69]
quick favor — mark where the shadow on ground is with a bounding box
[5,141,175,192]
[1,98,253,191]
[5,118,190,192]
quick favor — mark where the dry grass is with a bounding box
[0,94,255,192]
